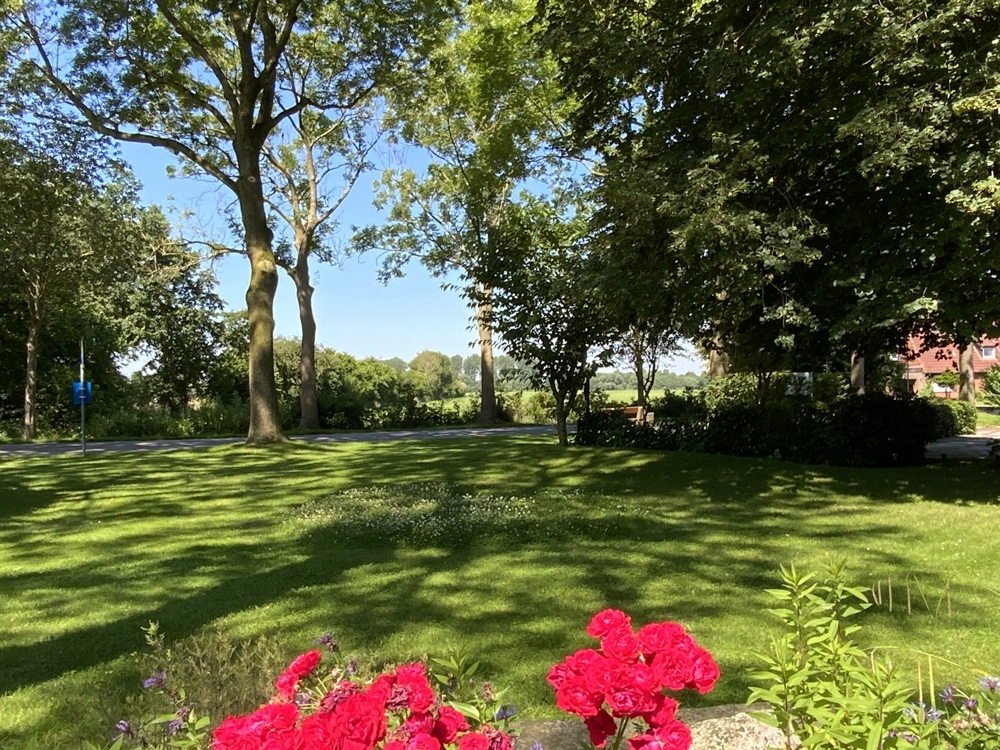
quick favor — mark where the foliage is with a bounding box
[537,0,1000,373]
[983,365,1000,407]
[2,437,1000,748]
[409,351,466,401]
[933,370,961,390]
[576,393,940,467]
[748,563,915,749]
[927,400,978,439]
[749,564,1000,750]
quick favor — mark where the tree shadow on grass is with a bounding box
[0,435,997,738]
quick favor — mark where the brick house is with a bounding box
[902,336,1000,397]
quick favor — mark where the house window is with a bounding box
[982,345,997,360]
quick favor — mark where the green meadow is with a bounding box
[2,436,999,747]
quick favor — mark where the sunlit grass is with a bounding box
[1,436,999,748]
[978,409,1000,428]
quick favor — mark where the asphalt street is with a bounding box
[0,425,567,458]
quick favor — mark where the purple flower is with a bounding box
[979,676,1000,692]
[925,707,943,722]
[494,705,516,721]
[168,706,190,735]
[113,720,136,741]
[965,698,978,711]
[295,690,313,706]
[142,671,166,690]
[940,685,955,704]
[315,632,339,652]
[531,743,543,750]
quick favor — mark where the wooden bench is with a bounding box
[622,405,655,425]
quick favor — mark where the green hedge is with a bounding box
[928,399,978,437]
[576,393,940,467]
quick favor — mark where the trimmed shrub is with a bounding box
[577,392,941,467]
[928,399,978,437]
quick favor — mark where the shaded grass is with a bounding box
[978,410,1000,428]
[1,437,999,748]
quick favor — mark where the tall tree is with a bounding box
[538,0,1000,367]
[9,0,451,443]
[0,128,143,439]
[477,191,613,446]
[354,0,572,424]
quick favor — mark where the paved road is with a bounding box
[925,427,1000,461]
[0,425,565,458]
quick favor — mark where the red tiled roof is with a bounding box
[905,336,1000,374]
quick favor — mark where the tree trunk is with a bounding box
[476,292,497,423]
[22,305,41,441]
[553,388,569,447]
[708,333,729,378]
[635,352,646,408]
[237,175,287,444]
[291,253,321,430]
[850,353,866,395]
[959,343,976,403]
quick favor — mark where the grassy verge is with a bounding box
[978,409,1000,428]
[1,437,999,747]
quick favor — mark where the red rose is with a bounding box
[301,712,339,750]
[584,709,618,748]
[628,731,663,750]
[404,712,435,737]
[482,725,513,750]
[635,623,687,658]
[287,650,323,678]
[587,609,632,639]
[601,626,639,663]
[395,663,427,682]
[335,691,389,750]
[606,685,656,718]
[432,706,469,744]
[583,656,626,696]
[555,675,602,718]
[262,728,302,750]
[213,714,253,750]
[651,650,693,692]
[409,733,442,750]
[275,670,301,699]
[564,649,603,674]
[458,732,490,750]
[627,663,658,694]
[687,648,720,694]
[642,695,679,729]
[384,743,407,750]
[547,662,571,690]
[657,720,692,750]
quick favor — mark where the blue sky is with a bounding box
[119,143,704,374]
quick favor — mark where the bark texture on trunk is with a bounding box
[959,343,976,403]
[850,353,866,395]
[23,308,41,441]
[635,354,646,408]
[708,334,729,378]
[238,175,287,444]
[476,294,497,423]
[291,254,320,430]
[554,393,569,447]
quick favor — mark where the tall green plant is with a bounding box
[749,563,914,749]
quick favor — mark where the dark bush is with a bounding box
[927,399,978,438]
[576,392,941,467]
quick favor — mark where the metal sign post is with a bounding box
[80,337,86,456]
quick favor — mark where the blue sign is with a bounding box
[73,381,92,405]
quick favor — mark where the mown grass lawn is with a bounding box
[1,436,999,748]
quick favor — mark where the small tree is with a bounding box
[982,363,1000,406]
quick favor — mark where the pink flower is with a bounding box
[627,662,659,694]
[547,662,572,690]
[458,732,490,750]
[658,720,693,750]
[275,670,301,700]
[584,709,618,748]
[606,685,657,718]
[688,648,720,694]
[408,733,442,750]
[564,649,603,674]
[583,656,626,696]
[636,623,688,658]
[555,676,602,718]
[651,650,693,692]
[601,626,639,663]
[587,610,632,639]
[642,695,679,729]
[287,650,323,678]
[432,706,469,744]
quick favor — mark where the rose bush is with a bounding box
[548,610,719,750]
[213,651,514,750]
